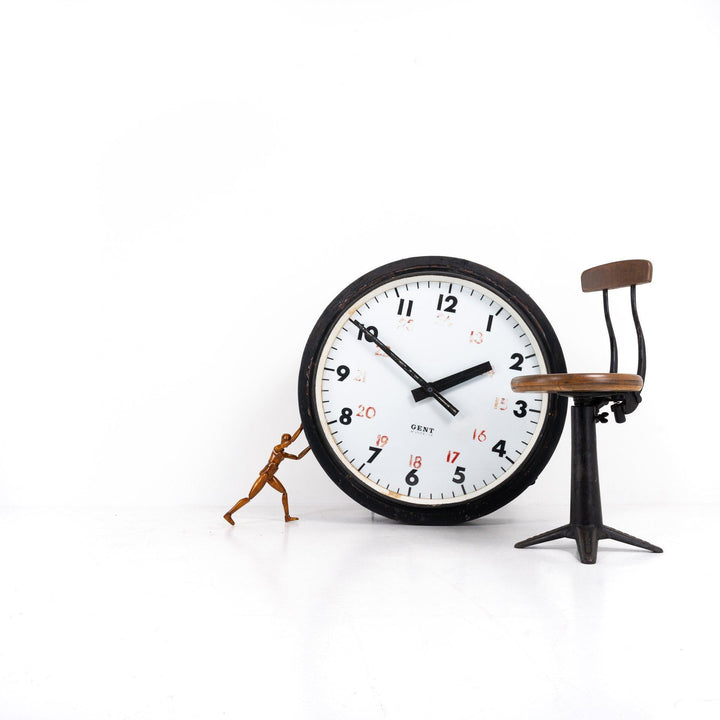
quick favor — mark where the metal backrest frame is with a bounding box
[581,259,653,421]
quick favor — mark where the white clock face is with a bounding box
[314,275,548,505]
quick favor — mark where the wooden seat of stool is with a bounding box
[512,373,642,396]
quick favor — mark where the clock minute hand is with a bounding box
[412,361,493,402]
[349,318,459,416]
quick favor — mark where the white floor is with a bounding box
[1,503,717,720]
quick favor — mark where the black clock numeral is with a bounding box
[514,400,528,418]
[492,440,507,457]
[486,315,494,332]
[367,446,382,463]
[336,365,350,381]
[451,466,466,484]
[436,294,458,313]
[357,325,379,341]
[509,353,524,371]
[340,407,353,425]
[397,299,414,316]
[405,469,420,486]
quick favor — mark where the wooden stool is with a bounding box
[512,260,662,564]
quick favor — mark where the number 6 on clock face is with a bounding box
[298,256,567,524]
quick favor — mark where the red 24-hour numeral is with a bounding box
[356,405,376,419]
[409,455,423,469]
[446,450,460,463]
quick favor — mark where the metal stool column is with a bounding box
[569,401,603,563]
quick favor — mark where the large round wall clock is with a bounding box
[298,257,567,524]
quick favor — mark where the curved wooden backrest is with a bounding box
[581,260,652,293]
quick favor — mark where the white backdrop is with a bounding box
[3,6,720,720]
[1,0,718,512]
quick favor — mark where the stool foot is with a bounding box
[601,525,663,554]
[574,525,599,564]
[514,524,571,549]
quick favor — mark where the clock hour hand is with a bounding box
[349,318,459,416]
[412,361,493,402]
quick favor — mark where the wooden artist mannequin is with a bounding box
[223,425,310,524]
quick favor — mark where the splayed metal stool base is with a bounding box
[515,402,662,564]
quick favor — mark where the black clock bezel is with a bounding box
[298,256,567,525]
